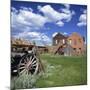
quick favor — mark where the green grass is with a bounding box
[35,54,87,88]
[11,54,87,89]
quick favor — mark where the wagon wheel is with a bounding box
[18,54,39,75]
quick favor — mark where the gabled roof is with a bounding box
[52,32,58,37]
[52,32,66,39]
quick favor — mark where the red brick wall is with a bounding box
[67,32,85,55]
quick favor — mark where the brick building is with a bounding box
[67,32,85,55]
[52,32,86,56]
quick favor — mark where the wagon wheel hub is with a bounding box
[25,61,32,70]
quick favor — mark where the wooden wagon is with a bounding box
[11,43,44,76]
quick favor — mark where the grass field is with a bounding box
[11,54,87,89]
[35,54,87,88]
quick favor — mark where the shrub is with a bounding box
[11,74,40,90]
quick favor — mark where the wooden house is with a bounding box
[52,32,67,46]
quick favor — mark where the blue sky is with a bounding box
[11,1,87,46]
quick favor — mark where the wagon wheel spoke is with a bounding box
[18,66,26,74]
[21,70,28,75]
[24,56,29,64]
[19,69,26,75]
[32,55,39,74]
[20,63,25,66]
[28,55,36,67]
[18,57,26,75]
[18,54,39,75]
[32,63,37,67]
[31,58,37,67]
[32,60,37,65]
[34,62,39,74]
[19,66,25,70]
[30,55,35,62]
[31,61,36,66]
[30,55,32,61]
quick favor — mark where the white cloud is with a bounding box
[20,6,33,12]
[13,31,52,46]
[56,21,64,27]
[77,10,87,27]
[11,7,47,32]
[39,5,75,26]
[11,4,74,32]
[63,32,68,35]
[39,5,61,22]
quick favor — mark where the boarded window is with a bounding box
[79,48,81,50]
[55,39,58,44]
[73,48,76,50]
[69,39,72,44]
[63,39,65,44]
